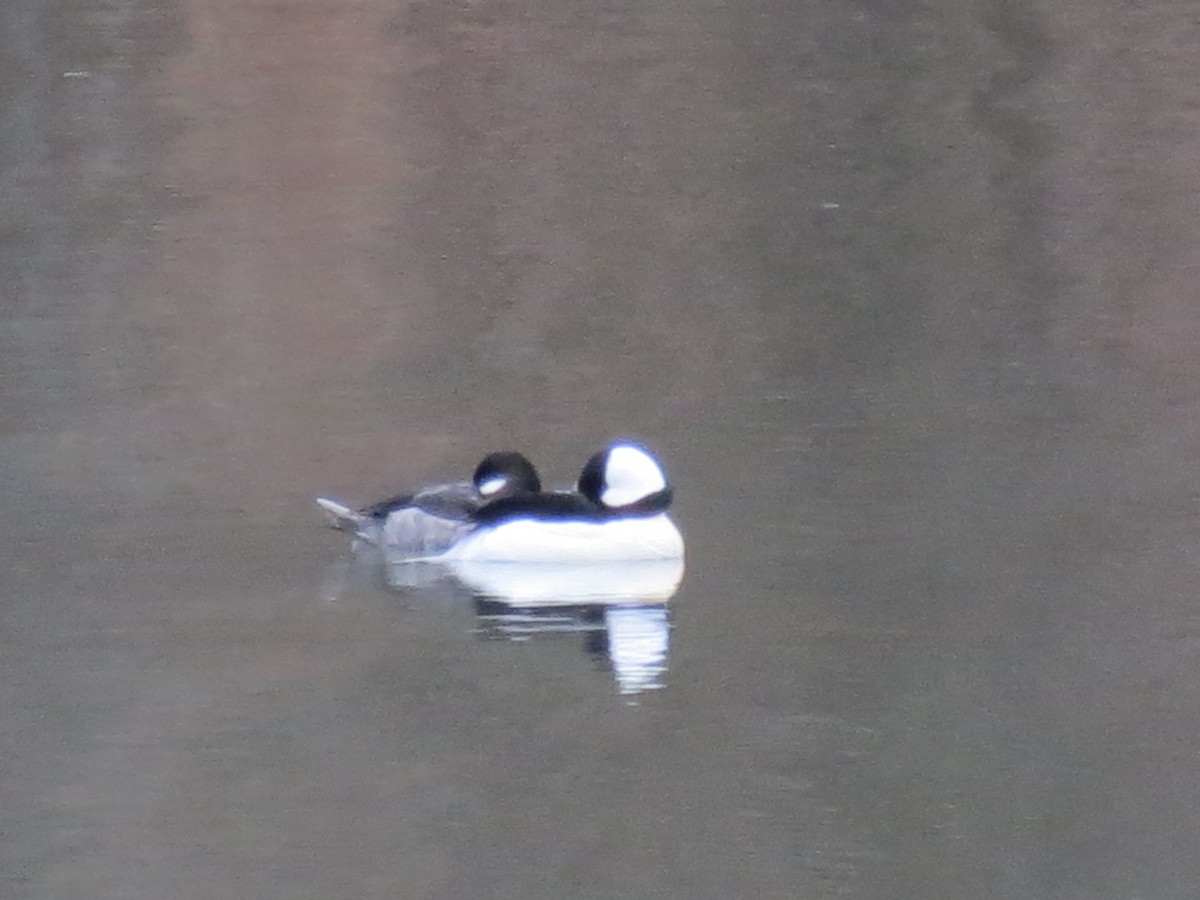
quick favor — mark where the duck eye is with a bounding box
[478,475,509,496]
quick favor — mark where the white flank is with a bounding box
[448,558,683,605]
[436,513,684,563]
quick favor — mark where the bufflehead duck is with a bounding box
[316,450,541,556]
[434,442,685,563]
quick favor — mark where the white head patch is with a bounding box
[601,445,668,507]
[477,475,509,497]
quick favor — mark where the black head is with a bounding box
[473,451,542,498]
[576,442,674,513]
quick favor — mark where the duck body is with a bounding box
[320,442,684,564]
[316,451,541,557]
[420,443,685,563]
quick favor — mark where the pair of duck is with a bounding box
[317,442,684,563]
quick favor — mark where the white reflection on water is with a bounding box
[604,605,671,695]
[322,550,682,694]
[473,602,673,696]
[342,555,684,694]
[450,558,681,695]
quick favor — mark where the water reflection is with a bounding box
[325,550,683,694]
[475,602,671,696]
[460,560,683,695]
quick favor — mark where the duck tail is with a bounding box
[316,497,366,532]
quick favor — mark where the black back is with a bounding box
[471,486,673,525]
[363,450,540,522]
[473,451,542,494]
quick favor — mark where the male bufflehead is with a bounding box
[316,450,541,556]
[435,442,685,563]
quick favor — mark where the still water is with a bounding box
[5,0,1200,897]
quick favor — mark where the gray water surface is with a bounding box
[5,0,1200,897]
